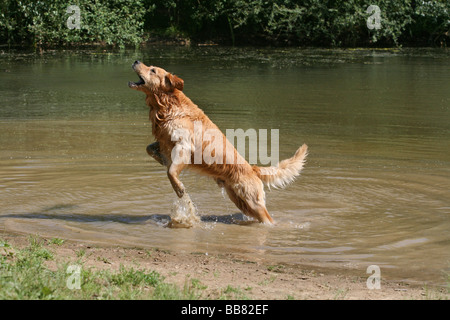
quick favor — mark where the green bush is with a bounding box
[0,0,449,47]
[0,0,147,48]
[144,0,449,47]
[410,0,450,46]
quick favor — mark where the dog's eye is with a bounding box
[150,68,156,74]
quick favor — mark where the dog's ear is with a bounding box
[165,73,184,91]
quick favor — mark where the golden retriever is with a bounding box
[128,61,308,224]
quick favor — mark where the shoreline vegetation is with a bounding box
[1,233,448,300]
[1,1,449,301]
[1,0,449,49]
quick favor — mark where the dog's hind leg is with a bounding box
[223,183,274,225]
[146,141,167,166]
[248,201,274,225]
[243,195,274,225]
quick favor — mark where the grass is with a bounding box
[267,265,285,273]
[0,237,207,300]
[49,238,65,246]
[2,236,444,300]
[219,285,250,300]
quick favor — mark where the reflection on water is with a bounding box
[0,47,449,285]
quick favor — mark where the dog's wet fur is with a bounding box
[129,61,308,224]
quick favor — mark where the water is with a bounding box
[168,193,200,228]
[0,47,449,286]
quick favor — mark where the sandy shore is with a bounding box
[0,232,446,300]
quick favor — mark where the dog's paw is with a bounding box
[175,187,185,198]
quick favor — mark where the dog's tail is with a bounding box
[253,144,308,189]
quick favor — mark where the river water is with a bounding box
[0,47,449,286]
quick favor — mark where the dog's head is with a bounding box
[128,61,184,94]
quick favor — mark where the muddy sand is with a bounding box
[1,232,447,300]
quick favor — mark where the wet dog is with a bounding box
[129,61,307,224]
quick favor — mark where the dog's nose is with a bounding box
[131,60,141,71]
[132,60,141,69]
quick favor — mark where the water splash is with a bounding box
[221,186,227,199]
[167,193,200,228]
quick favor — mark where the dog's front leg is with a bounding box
[146,141,167,166]
[167,163,186,198]
[148,141,186,197]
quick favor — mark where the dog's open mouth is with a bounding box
[128,74,145,88]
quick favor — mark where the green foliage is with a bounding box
[109,266,162,287]
[410,0,450,45]
[0,238,207,300]
[0,0,147,48]
[0,0,449,47]
[144,0,449,47]
[0,236,56,299]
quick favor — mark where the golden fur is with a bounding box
[129,61,308,224]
